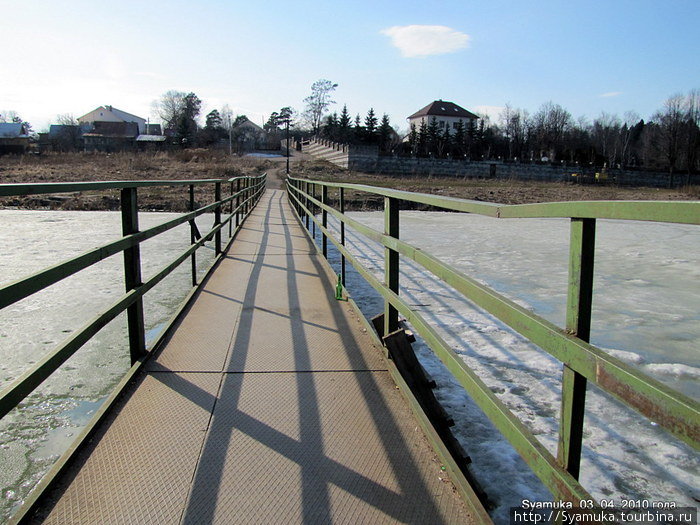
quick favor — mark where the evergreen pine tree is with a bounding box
[364,108,378,143]
[418,120,428,157]
[439,126,451,158]
[409,123,418,156]
[427,117,440,156]
[339,104,352,143]
[453,119,466,158]
[378,114,392,153]
[353,114,364,142]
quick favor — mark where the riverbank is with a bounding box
[293,159,700,210]
[0,150,271,211]
[1,153,698,212]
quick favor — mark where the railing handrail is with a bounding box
[286,175,700,224]
[0,173,266,197]
[0,174,267,421]
[285,175,699,508]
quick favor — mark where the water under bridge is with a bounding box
[0,171,697,524]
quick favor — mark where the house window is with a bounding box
[439,120,445,128]
[453,122,459,129]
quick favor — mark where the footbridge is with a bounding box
[0,172,698,524]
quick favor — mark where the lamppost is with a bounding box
[284,117,290,174]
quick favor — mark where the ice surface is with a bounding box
[0,210,219,520]
[317,210,699,523]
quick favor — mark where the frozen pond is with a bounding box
[0,210,219,520]
[318,210,699,523]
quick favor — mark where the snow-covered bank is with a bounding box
[316,210,699,523]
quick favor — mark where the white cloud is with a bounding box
[381,25,470,58]
[600,91,623,98]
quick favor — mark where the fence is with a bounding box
[304,138,698,188]
[286,175,699,510]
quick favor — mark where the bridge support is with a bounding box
[384,197,400,336]
[120,187,146,363]
[558,217,596,479]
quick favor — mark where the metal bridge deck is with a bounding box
[30,189,472,524]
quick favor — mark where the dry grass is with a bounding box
[0,151,272,211]
[1,153,697,211]
[293,159,700,209]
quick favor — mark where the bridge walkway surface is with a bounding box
[29,187,473,524]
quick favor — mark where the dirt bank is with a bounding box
[1,153,697,212]
[292,160,699,210]
[0,150,272,211]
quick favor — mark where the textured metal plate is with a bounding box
[225,304,385,373]
[148,254,254,372]
[181,372,471,524]
[32,372,221,524]
[28,189,474,525]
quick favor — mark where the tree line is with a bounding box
[311,86,699,183]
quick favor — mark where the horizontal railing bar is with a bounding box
[0,180,265,310]
[0,216,231,420]
[287,176,501,216]
[294,183,700,449]
[499,200,700,224]
[0,173,268,415]
[287,185,593,503]
[0,174,266,198]
[4,175,266,523]
[287,176,700,225]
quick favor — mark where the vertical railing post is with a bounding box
[242,178,247,216]
[236,179,241,228]
[214,182,222,255]
[558,217,596,479]
[229,181,234,237]
[120,187,146,364]
[304,181,310,230]
[246,177,251,215]
[189,185,197,286]
[311,183,316,239]
[322,185,328,258]
[340,187,346,286]
[384,197,400,336]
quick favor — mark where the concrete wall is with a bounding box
[303,138,697,188]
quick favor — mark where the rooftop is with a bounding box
[408,100,479,120]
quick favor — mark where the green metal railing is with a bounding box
[286,176,699,507]
[0,173,266,421]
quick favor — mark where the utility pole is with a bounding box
[285,117,290,174]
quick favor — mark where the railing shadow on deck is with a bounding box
[316,211,700,515]
[286,176,700,512]
[161,191,455,523]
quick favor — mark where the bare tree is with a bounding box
[592,112,621,167]
[684,90,700,182]
[152,90,187,130]
[618,111,640,168]
[531,101,571,161]
[303,79,338,134]
[55,113,78,126]
[0,110,21,123]
[499,103,529,160]
[652,94,685,185]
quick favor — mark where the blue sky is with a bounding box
[2,0,699,133]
